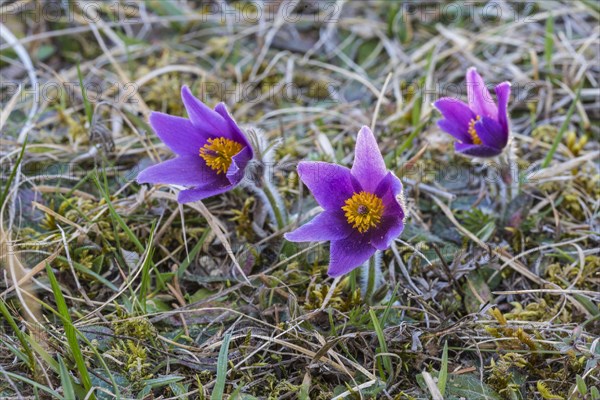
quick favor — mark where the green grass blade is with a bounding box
[76,60,93,126]
[58,355,77,400]
[0,136,27,209]
[396,118,428,156]
[1,370,64,399]
[144,375,185,388]
[139,220,157,314]
[80,332,121,398]
[34,282,119,398]
[411,94,422,128]
[2,337,31,367]
[27,333,59,372]
[0,299,35,370]
[380,284,400,327]
[211,332,232,400]
[45,263,95,399]
[574,294,599,317]
[178,228,210,277]
[580,0,600,13]
[298,372,311,400]
[92,173,144,252]
[369,309,393,380]
[541,81,583,168]
[438,341,449,396]
[545,13,554,70]
[56,256,118,291]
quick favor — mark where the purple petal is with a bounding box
[370,219,404,250]
[177,182,233,203]
[351,126,387,192]
[433,98,476,143]
[285,210,353,242]
[149,112,207,155]
[328,233,376,277]
[474,116,507,150]
[370,172,405,250]
[214,103,253,151]
[374,172,404,218]
[181,86,228,136]
[455,142,502,158]
[297,161,360,210]
[137,155,217,186]
[495,82,511,136]
[226,146,252,184]
[466,67,497,119]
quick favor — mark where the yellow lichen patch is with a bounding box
[342,191,384,233]
[468,115,482,145]
[199,137,243,174]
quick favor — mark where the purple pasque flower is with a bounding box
[137,86,253,203]
[434,67,511,158]
[285,126,405,277]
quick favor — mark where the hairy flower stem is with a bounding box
[362,252,381,304]
[244,128,287,231]
[499,173,508,219]
[260,178,286,230]
[508,139,519,200]
[499,137,519,217]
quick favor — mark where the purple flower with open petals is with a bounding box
[285,126,405,277]
[434,67,511,158]
[137,86,253,203]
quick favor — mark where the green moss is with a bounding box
[113,316,157,341]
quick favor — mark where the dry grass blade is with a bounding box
[0,229,43,328]
[0,84,21,131]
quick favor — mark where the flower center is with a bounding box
[341,191,384,233]
[468,115,482,145]
[199,137,243,175]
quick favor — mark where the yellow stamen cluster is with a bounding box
[468,115,482,145]
[199,137,243,174]
[342,191,384,233]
